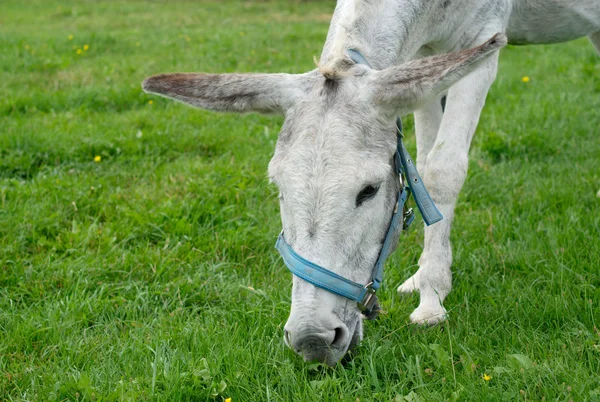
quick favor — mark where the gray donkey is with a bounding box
[143,0,600,365]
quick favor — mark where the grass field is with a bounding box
[1,0,599,400]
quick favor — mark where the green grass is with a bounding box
[1,0,599,400]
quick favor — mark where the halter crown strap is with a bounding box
[395,118,443,225]
[347,48,372,68]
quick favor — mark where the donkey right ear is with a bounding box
[142,72,310,114]
[369,33,507,115]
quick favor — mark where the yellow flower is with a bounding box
[225,399,231,402]
[76,49,82,55]
[148,100,153,105]
[83,44,89,51]
[68,35,73,40]
[94,155,101,162]
[521,76,530,83]
[483,373,492,381]
[185,36,191,42]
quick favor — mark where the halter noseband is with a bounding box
[275,50,443,318]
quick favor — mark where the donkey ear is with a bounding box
[142,72,310,114]
[370,33,507,113]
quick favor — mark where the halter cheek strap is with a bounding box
[276,186,410,315]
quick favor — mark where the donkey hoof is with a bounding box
[409,305,447,325]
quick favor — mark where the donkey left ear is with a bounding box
[369,33,507,114]
[142,72,310,115]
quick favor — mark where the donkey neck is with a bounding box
[320,0,437,71]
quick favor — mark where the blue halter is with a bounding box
[275,50,443,318]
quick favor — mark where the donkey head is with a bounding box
[143,34,506,366]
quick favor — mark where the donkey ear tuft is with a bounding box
[141,74,169,94]
[142,73,192,97]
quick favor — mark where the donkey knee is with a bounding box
[423,152,468,203]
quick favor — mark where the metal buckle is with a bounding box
[403,208,414,230]
[357,283,377,313]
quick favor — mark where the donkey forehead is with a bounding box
[268,97,396,186]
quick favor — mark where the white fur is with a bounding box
[143,0,600,365]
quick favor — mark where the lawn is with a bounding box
[1,0,599,400]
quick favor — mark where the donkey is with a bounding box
[143,0,600,365]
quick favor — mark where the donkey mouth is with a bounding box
[301,346,347,366]
[285,334,349,366]
[285,316,363,366]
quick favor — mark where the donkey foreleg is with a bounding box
[409,52,500,325]
[397,97,445,294]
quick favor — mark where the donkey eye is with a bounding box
[356,185,380,207]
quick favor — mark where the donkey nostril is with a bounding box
[284,329,291,346]
[331,327,346,348]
